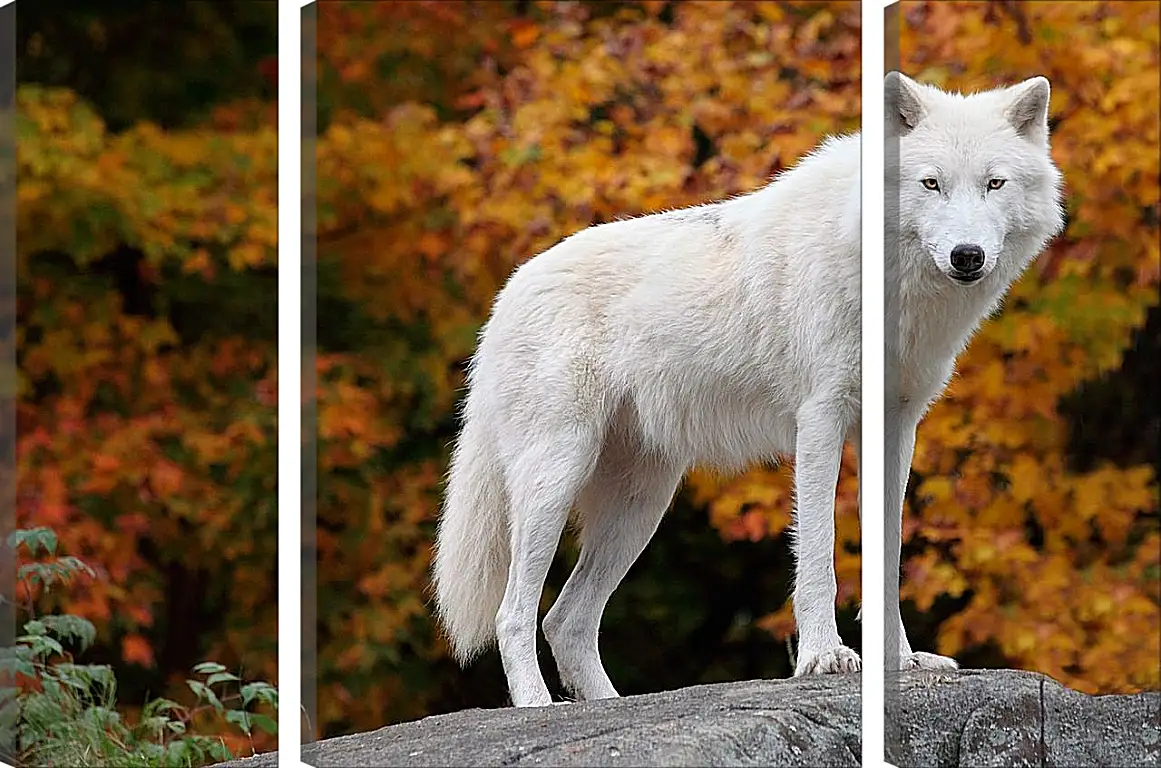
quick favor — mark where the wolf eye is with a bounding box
[921,178,940,191]
[987,178,1006,190]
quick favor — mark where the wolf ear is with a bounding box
[885,71,927,137]
[1005,76,1051,142]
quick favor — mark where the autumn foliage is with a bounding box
[312,0,1158,736]
[16,6,278,755]
[897,0,1160,694]
[315,0,862,734]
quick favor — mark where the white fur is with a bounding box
[431,73,1065,706]
[883,72,1064,669]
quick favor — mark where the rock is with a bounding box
[888,669,1160,768]
[215,669,1159,768]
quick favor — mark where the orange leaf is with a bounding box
[149,460,184,498]
[122,634,155,667]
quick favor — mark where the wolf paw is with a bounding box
[510,689,555,708]
[795,645,862,675]
[901,651,958,671]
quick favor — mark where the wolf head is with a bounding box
[885,72,1065,288]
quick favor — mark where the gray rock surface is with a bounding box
[217,669,1159,767]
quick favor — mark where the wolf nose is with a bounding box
[950,244,985,275]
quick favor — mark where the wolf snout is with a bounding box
[949,243,986,283]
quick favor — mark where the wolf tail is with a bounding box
[431,404,509,665]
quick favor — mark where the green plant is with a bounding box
[0,527,277,767]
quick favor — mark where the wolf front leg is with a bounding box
[886,404,958,671]
[792,397,861,675]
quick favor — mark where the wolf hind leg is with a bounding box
[543,439,682,701]
[496,420,605,707]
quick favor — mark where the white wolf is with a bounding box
[432,72,1065,707]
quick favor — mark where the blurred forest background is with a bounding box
[314,0,1159,739]
[898,0,1159,693]
[15,0,278,756]
[314,0,859,737]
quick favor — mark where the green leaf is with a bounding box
[247,712,278,735]
[206,671,240,688]
[8,527,57,556]
[22,619,47,636]
[225,708,253,734]
[240,681,277,707]
[19,633,64,659]
[186,679,224,712]
[191,661,227,675]
[54,556,97,580]
[143,696,184,718]
[0,648,38,680]
[39,615,97,652]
